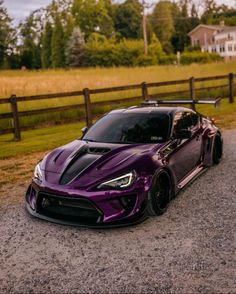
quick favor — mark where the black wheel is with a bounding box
[212,135,223,165]
[147,171,171,216]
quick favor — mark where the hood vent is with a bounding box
[59,153,100,185]
[59,145,111,185]
[88,147,111,155]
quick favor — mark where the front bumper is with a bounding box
[25,202,148,228]
[25,180,149,228]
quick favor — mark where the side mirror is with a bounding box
[81,126,88,135]
[176,129,192,139]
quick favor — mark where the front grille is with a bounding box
[37,193,102,224]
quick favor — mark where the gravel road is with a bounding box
[0,130,236,294]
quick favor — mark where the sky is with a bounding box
[3,0,236,24]
[3,0,52,23]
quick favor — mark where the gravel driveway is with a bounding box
[0,130,235,294]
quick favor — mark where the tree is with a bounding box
[149,33,163,61]
[0,1,15,67]
[72,0,114,38]
[190,3,200,30]
[51,14,65,68]
[114,0,143,39]
[201,0,218,23]
[151,1,175,53]
[41,22,53,68]
[205,6,236,26]
[172,1,189,52]
[64,14,75,42]
[66,27,85,67]
[19,14,42,69]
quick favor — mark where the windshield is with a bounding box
[83,112,170,144]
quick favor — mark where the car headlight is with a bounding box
[34,163,43,181]
[98,171,136,189]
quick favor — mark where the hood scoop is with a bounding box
[59,146,110,185]
[88,147,111,155]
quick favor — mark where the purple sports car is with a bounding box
[26,100,223,227]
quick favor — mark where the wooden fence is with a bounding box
[0,72,235,141]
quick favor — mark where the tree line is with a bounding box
[0,0,235,69]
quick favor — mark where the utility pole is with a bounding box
[142,1,148,55]
[141,0,153,56]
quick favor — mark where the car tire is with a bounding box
[147,171,171,216]
[212,135,223,165]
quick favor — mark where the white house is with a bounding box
[188,22,236,61]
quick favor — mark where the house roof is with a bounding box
[188,24,225,36]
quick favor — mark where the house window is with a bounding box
[228,45,233,51]
[234,44,236,51]
[220,44,225,52]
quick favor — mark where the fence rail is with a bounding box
[0,72,235,141]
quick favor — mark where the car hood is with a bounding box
[40,140,165,188]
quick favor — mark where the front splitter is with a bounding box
[25,202,148,229]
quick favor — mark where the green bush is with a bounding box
[180,52,222,64]
[85,34,117,66]
[85,34,163,67]
[113,39,144,66]
[159,54,176,65]
[134,54,157,66]
[148,34,163,62]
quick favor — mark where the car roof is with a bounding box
[108,106,195,116]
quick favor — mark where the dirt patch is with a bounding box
[0,151,45,191]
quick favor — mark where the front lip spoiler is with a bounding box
[25,202,148,229]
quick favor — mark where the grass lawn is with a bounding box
[0,121,85,159]
[1,62,235,98]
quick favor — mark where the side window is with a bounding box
[189,113,200,130]
[173,112,199,135]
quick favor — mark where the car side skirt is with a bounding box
[177,165,208,191]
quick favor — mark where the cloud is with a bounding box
[3,0,235,24]
[3,0,52,22]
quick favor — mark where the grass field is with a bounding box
[1,62,236,98]
[0,62,235,130]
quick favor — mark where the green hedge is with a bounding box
[180,52,222,64]
[83,35,223,67]
[159,52,222,65]
[85,35,163,67]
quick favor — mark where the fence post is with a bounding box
[189,77,196,111]
[83,88,92,127]
[229,73,234,104]
[141,82,148,101]
[10,95,21,141]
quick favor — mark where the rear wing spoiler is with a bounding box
[141,98,221,108]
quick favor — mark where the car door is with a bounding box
[166,111,203,182]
